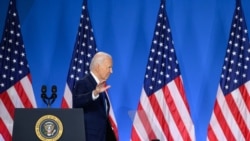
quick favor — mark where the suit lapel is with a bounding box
[101,92,110,115]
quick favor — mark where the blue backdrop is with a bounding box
[1,0,250,140]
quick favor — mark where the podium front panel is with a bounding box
[12,108,85,141]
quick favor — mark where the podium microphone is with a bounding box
[41,85,48,107]
[50,85,57,105]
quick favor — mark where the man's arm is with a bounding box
[73,80,95,108]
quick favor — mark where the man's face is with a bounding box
[98,57,113,81]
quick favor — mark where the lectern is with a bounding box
[12,108,85,141]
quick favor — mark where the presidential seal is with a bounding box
[35,115,63,141]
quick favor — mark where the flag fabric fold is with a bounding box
[0,0,37,140]
[207,0,250,140]
[61,0,119,139]
[130,0,195,141]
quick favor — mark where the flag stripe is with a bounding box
[139,102,157,139]
[61,84,72,108]
[216,91,237,140]
[131,102,151,140]
[0,118,11,141]
[131,127,140,141]
[7,87,23,108]
[150,90,173,141]
[20,75,37,107]
[106,92,119,139]
[141,90,167,140]
[167,78,193,141]
[0,100,13,134]
[158,85,184,140]
[227,88,248,139]
[0,91,15,119]
[208,90,228,141]
[108,115,119,140]
[207,124,219,141]
[239,84,250,112]
[211,90,239,140]
[14,81,32,108]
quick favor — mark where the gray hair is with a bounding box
[89,52,111,71]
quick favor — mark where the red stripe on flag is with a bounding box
[14,81,33,108]
[174,77,191,114]
[0,92,15,119]
[207,124,218,141]
[239,85,250,112]
[61,98,69,109]
[131,126,140,141]
[108,115,119,140]
[163,82,192,141]
[213,99,236,141]
[0,118,11,141]
[106,90,119,140]
[149,92,173,141]
[225,91,248,139]
[137,102,157,140]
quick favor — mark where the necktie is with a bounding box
[102,92,109,115]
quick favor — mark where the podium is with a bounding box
[12,108,86,141]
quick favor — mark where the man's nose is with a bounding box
[110,68,113,73]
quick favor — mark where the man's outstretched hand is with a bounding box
[93,81,111,96]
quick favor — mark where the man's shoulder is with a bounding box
[77,73,94,83]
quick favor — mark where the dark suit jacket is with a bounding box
[73,73,116,141]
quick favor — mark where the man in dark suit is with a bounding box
[73,52,117,141]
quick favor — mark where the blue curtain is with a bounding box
[0,0,250,140]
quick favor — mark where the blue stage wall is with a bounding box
[1,0,250,140]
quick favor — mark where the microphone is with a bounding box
[50,85,57,105]
[41,85,47,93]
[51,85,57,94]
[41,85,48,106]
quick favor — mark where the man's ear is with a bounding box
[96,64,101,71]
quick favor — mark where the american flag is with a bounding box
[0,0,37,140]
[207,1,250,140]
[61,0,97,109]
[61,0,119,139]
[130,0,195,140]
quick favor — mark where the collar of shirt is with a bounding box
[90,71,100,100]
[90,71,100,84]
